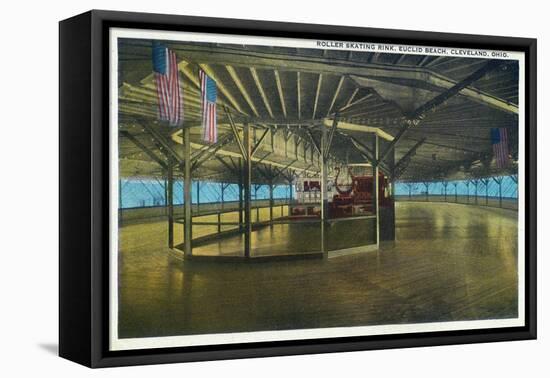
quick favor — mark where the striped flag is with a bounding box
[491,127,510,168]
[152,42,183,126]
[199,69,218,143]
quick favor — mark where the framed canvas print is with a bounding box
[59,10,537,368]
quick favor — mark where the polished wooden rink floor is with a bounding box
[117,202,519,339]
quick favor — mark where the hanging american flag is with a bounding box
[199,69,218,143]
[152,42,183,126]
[491,127,509,168]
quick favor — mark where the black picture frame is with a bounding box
[59,9,537,368]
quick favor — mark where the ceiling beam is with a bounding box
[225,65,260,117]
[192,134,236,172]
[274,70,287,118]
[312,74,323,119]
[251,128,270,157]
[224,107,248,160]
[324,117,339,160]
[378,60,506,164]
[338,93,373,112]
[250,67,274,118]
[176,61,243,116]
[322,119,394,141]
[326,76,345,117]
[120,131,168,170]
[139,122,183,165]
[199,63,247,115]
[168,45,517,114]
[306,129,322,156]
[393,138,427,179]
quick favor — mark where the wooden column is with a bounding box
[167,164,174,249]
[288,180,293,201]
[119,179,123,227]
[425,182,429,202]
[163,178,168,216]
[269,181,274,224]
[320,124,328,255]
[183,127,192,257]
[221,182,225,210]
[243,123,252,258]
[498,178,503,208]
[484,179,489,205]
[373,134,380,246]
[196,180,200,213]
[255,185,260,222]
[238,158,244,228]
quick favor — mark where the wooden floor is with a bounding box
[117,202,519,339]
[189,218,375,257]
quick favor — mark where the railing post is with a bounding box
[454,182,458,203]
[484,179,489,206]
[425,182,429,202]
[499,178,503,208]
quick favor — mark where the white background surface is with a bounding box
[0,0,546,376]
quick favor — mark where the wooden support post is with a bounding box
[498,178,503,208]
[320,123,328,255]
[443,181,448,202]
[473,180,479,205]
[269,181,274,224]
[454,183,458,203]
[466,181,470,204]
[163,178,168,216]
[196,180,200,214]
[217,212,221,234]
[221,182,225,211]
[485,179,489,206]
[183,128,192,257]
[425,182,429,202]
[243,123,252,258]
[167,164,174,249]
[119,179,123,227]
[373,134,380,246]
[238,158,244,228]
